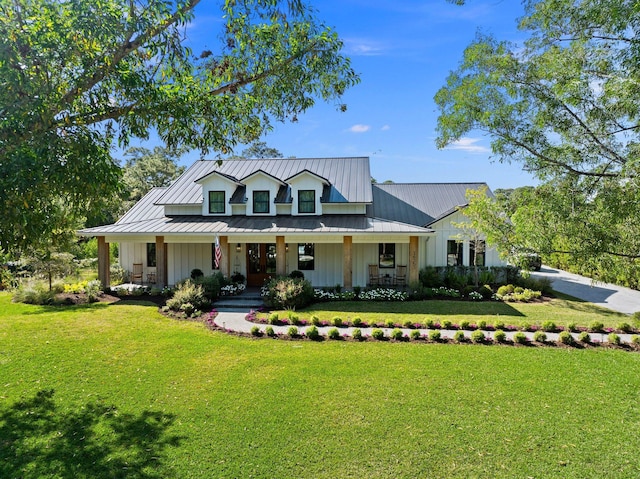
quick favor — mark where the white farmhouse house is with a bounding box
[80,157,505,288]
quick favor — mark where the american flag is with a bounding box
[214,236,222,269]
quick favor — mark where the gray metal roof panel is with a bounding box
[115,187,167,225]
[156,158,372,205]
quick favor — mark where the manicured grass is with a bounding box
[280,296,630,329]
[1,292,640,478]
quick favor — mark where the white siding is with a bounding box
[167,243,216,285]
[244,174,281,216]
[199,176,236,216]
[288,173,324,215]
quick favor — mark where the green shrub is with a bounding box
[384,319,395,328]
[352,328,363,341]
[470,330,485,343]
[85,279,103,302]
[520,321,531,331]
[631,335,640,346]
[459,320,470,330]
[589,320,604,333]
[513,331,527,344]
[493,319,505,330]
[250,325,261,336]
[478,284,493,299]
[567,322,578,332]
[493,329,507,342]
[305,325,320,340]
[352,317,363,327]
[109,264,126,285]
[262,277,314,309]
[616,322,632,333]
[391,328,404,341]
[166,280,209,312]
[332,317,343,327]
[287,326,299,337]
[265,326,275,337]
[441,319,452,329]
[289,270,305,279]
[423,319,435,329]
[288,312,300,325]
[533,330,547,343]
[371,328,385,340]
[578,331,591,343]
[429,329,442,342]
[410,330,421,340]
[268,313,280,325]
[13,282,55,305]
[453,330,466,342]
[497,284,515,296]
[477,320,487,330]
[193,274,225,300]
[541,321,556,332]
[557,331,574,345]
[608,333,621,345]
[403,320,414,329]
[311,315,321,326]
[327,327,341,340]
[419,266,441,287]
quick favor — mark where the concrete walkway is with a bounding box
[532,266,640,315]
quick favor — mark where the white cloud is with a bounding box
[445,137,490,153]
[348,124,371,133]
[343,38,387,56]
[381,125,391,131]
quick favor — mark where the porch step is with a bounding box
[213,290,265,312]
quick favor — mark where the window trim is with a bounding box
[253,190,270,214]
[208,190,225,214]
[298,189,316,214]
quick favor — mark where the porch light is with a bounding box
[285,243,289,253]
[236,243,241,252]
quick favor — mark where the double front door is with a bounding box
[246,243,277,286]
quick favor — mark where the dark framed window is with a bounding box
[146,243,156,267]
[470,240,486,267]
[298,190,315,214]
[378,243,395,269]
[253,190,270,214]
[298,243,315,270]
[447,240,463,266]
[208,191,225,214]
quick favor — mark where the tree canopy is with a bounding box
[436,0,640,286]
[0,0,358,253]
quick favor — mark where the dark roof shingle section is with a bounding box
[156,157,372,205]
[369,183,491,226]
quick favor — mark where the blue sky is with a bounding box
[134,0,537,190]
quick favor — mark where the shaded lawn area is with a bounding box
[287,296,630,329]
[1,292,639,478]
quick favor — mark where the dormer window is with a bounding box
[298,190,315,214]
[209,191,225,214]
[253,190,270,213]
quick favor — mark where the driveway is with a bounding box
[532,266,640,315]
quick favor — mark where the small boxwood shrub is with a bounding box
[497,284,514,296]
[250,325,261,337]
[352,328,363,341]
[567,322,578,332]
[384,319,395,328]
[589,320,604,333]
[493,319,505,330]
[391,328,404,341]
[513,331,527,344]
[403,320,414,329]
[268,313,281,325]
[608,333,621,345]
[287,311,300,325]
[306,325,320,341]
[352,317,363,327]
[470,330,485,343]
[287,326,299,338]
[332,317,343,327]
[616,322,632,333]
[493,329,507,343]
[542,320,556,332]
[310,315,321,326]
[533,330,547,343]
[578,331,591,343]
[631,335,640,346]
[441,319,452,329]
[410,330,421,340]
[477,320,487,330]
[428,329,441,342]
[327,327,341,340]
[557,330,574,345]
[453,330,466,342]
[371,328,385,340]
[423,319,435,329]
[459,320,470,330]
[265,326,275,337]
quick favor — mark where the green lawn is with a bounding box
[274,295,631,329]
[1,292,639,478]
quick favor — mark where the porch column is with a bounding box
[409,235,419,285]
[156,236,167,288]
[276,236,286,276]
[97,236,110,288]
[219,235,230,277]
[343,236,353,289]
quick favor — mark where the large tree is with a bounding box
[436,0,640,285]
[0,0,358,253]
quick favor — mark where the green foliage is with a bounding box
[608,333,621,346]
[493,319,505,330]
[109,264,126,286]
[428,330,442,342]
[557,331,575,346]
[12,282,55,305]
[327,327,340,340]
[193,273,226,301]
[310,315,321,326]
[632,335,640,346]
[493,330,507,343]
[578,331,591,344]
[460,320,470,330]
[616,322,632,333]
[287,326,299,338]
[331,317,343,327]
[542,321,557,332]
[453,330,466,342]
[265,326,275,337]
[262,277,314,309]
[371,328,385,340]
[351,328,363,341]
[533,331,547,343]
[305,325,320,341]
[250,325,261,337]
[1,0,358,253]
[567,322,578,332]
[288,270,305,280]
[268,313,280,325]
[410,330,421,341]
[390,328,404,341]
[513,331,527,344]
[470,330,485,343]
[589,321,605,333]
[166,280,208,314]
[352,317,362,327]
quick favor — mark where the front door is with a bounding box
[246,243,277,286]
